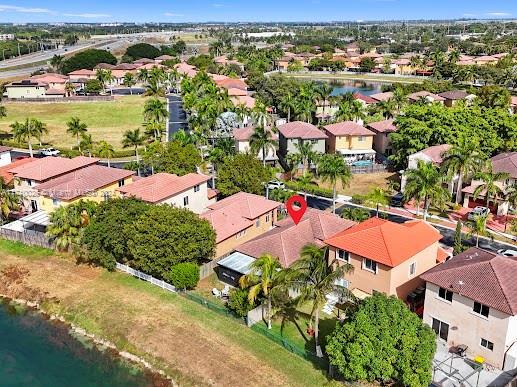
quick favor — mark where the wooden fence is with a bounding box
[350,164,388,174]
[115,262,176,293]
[0,228,54,249]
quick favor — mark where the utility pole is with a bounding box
[18,42,21,57]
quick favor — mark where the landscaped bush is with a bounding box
[164,262,200,290]
[284,181,334,198]
[227,288,258,317]
[351,194,365,204]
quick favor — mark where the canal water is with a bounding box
[316,79,385,96]
[0,300,159,387]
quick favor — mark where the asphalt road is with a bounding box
[306,196,515,254]
[167,94,188,141]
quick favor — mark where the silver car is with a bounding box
[467,206,490,221]
[497,249,517,257]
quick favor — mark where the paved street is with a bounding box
[167,94,188,141]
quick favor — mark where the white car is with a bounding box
[497,249,517,257]
[40,148,60,156]
[267,180,285,190]
[467,206,490,221]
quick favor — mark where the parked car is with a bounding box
[497,249,517,257]
[40,148,60,156]
[390,192,404,207]
[467,206,490,221]
[267,180,285,190]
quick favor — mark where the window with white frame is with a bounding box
[409,262,416,276]
[363,258,377,273]
[480,338,494,351]
[337,249,350,263]
[265,214,270,222]
[438,287,453,302]
[473,302,489,318]
[236,229,247,239]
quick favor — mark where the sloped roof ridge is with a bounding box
[489,257,515,314]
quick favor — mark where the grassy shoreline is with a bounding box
[282,71,425,84]
[0,242,336,387]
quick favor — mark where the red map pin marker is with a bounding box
[286,195,308,225]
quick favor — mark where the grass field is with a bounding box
[0,96,149,150]
[317,172,396,196]
[0,245,337,387]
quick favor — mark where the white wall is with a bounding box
[158,181,212,214]
[236,139,277,160]
[0,151,12,167]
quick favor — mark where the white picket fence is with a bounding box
[115,262,176,293]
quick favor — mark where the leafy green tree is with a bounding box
[279,93,296,123]
[143,140,201,176]
[66,116,88,150]
[249,126,277,167]
[297,172,316,200]
[217,153,271,197]
[126,206,215,278]
[0,177,19,224]
[359,57,376,73]
[81,198,149,270]
[164,262,200,290]
[61,49,116,74]
[326,293,436,387]
[227,288,259,317]
[467,214,492,247]
[335,97,366,122]
[475,85,511,109]
[404,160,450,221]
[318,153,352,213]
[239,254,284,329]
[11,118,47,157]
[287,244,354,357]
[453,220,465,255]
[85,79,103,95]
[125,43,161,60]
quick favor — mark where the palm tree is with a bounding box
[50,54,64,72]
[318,153,352,213]
[64,82,76,97]
[11,118,47,157]
[172,129,197,146]
[66,117,88,150]
[441,141,483,204]
[144,77,165,97]
[473,162,510,209]
[294,141,315,175]
[297,172,316,200]
[467,214,491,247]
[239,254,284,330]
[0,178,19,224]
[137,68,149,83]
[251,101,271,128]
[279,93,296,123]
[122,128,145,166]
[144,121,166,142]
[209,40,225,57]
[79,133,94,157]
[295,98,315,123]
[335,98,365,122]
[286,243,354,357]
[341,207,371,222]
[391,87,406,114]
[97,141,115,168]
[122,72,136,95]
[409,55,422,75]
[96,69,111,94]
[404,160,450,221]
[249,126,277,167]
[365,187,389,216]
[317,83,333,120]
[143,98,168,123]
[376,98,397,119]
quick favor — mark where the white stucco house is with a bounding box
[233,126,278,165]
[0,146,12,167]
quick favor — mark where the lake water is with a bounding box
[0,300,159,387]
[317,79,385,96]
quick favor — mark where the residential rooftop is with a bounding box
[9,156,99,182]
[278,121,328,140]
[323,121,375,137]
[367,119,397,133]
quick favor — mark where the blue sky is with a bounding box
[0,1,516,23]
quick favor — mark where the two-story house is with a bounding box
[367,119,398,156]
[9,156,100,212]
[323,121,376,165]
[325,217,448,300]
[200,192,280,258]
[278,121,328,158]
[420,247,517,370]
[233,126,278,165]
[117,172,216,214]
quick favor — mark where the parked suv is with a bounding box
[40,148,60,156]
[267,180,285,190]
[467,206,490,221]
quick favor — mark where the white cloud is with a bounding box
[486,12,511,17]
[0,4,53,13]
[63,13,111,18]
[164,12,185,17]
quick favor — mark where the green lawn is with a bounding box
[0,96,149,150]
[0,239,54,258]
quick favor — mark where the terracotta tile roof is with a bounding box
[324,121,375,136]
[133,58,154,64]
[216,78,248,90]
[511,96,517,107]
[233,126,277,141]
[369,91,393,102]
[325,217,442,267]
[227,87,247,96]
[367,119,397,133]
[9,156,99,182]
[407,91,445,102]
[0,146,12,153]
[36,165,134,200]
[236,209,356,268]
[31,72,68,80]
[113,63,139,70]
[421,247,517,315]
[0,157,35,185]
[200,192,280,243]
[491,152,517,179]
[353,92,377,104]
[155,55,174,60]
[416,144,451,164]
[278,121,328,140]
[30,74,68,84]
[68,69,95,76]
[94,63,115,70]
[436,247,450,263]
[209,73,230,81]
[45,88,66,95]
[231,95,256,109]
[207,188,218,199]
[438,90,470,100]
[117,172,210,203]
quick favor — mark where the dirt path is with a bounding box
[0,253,330,387]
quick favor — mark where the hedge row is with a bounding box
[1,140,136,158]
[284,181,334,198]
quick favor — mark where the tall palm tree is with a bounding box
[172,128,197,146]
[122,128,145,165]
[66,117,88,150]
[144,77,165,97]
[79,133,94,157]
[144,121,166,142]
[295,98,315,123]
[64,82,76,97]
[279,93,296,123]
[335,98,365,122]
[11,118,47,157]
[122,72,136,95]
[297,172,316,200]
[376,98,397,119]
[317,83,333,120]
[143,98,168,123]
[137,68,149,83]
[365,187,389,216]
[96,69,112,94]
[467,214,491,247]
[294,141,315,175]
[473,162,510,209]
[318,153,352,213]
[97,141,115,168]
[404,160,450,221]
[249,126,277,167]
[50,54,64,72]
[286,243,354,357]
[251,101,271,128]
[441,141,483,204]
[239,254,284,330]
[0,178,19,224]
